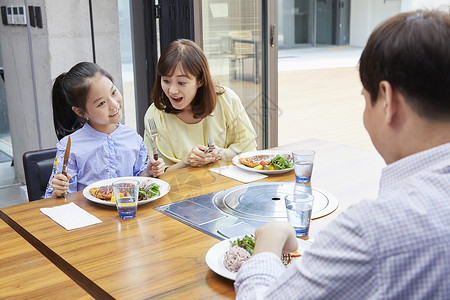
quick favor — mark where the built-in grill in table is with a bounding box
[155,182,338,240]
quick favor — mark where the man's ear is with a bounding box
[72,106,86,118]
[378,80,398,124]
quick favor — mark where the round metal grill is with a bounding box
[213,182,338,221]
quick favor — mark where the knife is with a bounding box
[61,136,71,177]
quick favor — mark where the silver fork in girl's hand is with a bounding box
[148,118,158,160]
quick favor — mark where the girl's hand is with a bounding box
[51,173,72,197]
[185,145,220,167]
[146,158,166,177]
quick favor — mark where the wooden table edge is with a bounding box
[0,209,114,299]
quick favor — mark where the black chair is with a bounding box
[23,148,57,201]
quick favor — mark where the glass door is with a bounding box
[335,0,350,45]
[0,45,12,164]
[198,0,278,149]
[279,0,315,48]
[278,0,351,48]
[316,0,333,44]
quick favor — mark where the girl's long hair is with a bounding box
[52,62,113,140]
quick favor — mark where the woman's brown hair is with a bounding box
[151,39,223,119]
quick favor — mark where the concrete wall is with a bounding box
[401,0,450,12]
[350,0,450,47]
[350,0,401,47]
[0,0,121,184]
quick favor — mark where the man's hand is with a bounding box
[253,221,298,257]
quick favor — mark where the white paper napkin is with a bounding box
[40,202,102,230]
[210,165,268,183]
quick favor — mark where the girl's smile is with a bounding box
[109,106,121,118]
[73,74,123,134]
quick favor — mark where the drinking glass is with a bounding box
[112,179,139,220]
[285,192,314,237]
[293,150,315,183]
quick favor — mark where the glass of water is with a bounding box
[285,192,314,237]
[292,150,315,184]
[112,179,140,220]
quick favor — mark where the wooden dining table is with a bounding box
[0,219,91,299]
[0,139,385,299]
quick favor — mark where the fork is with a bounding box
[281,253,291,267]
[205,137,215,153]
[148,118,158,160]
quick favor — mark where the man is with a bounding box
[235,10,450,299]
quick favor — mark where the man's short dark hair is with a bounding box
[359,10,450,121]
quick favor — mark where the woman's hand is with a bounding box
[185,145,221,167]
[51,173,72,197]
[144,158,166,177]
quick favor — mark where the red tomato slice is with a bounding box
[260,160,268,166]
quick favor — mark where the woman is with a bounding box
[144,39,257,172]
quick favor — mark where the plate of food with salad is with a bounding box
[232,150,294,174]
[205,234,312,281]
[83,176,170,206]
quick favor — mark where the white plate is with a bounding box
[82,176,170,206]
[232,150,294,175]
[205,236,312,281]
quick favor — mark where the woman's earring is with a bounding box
[86,117,89,121]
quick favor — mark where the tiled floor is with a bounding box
[0,45,368,209]
[278,45,363,71]
[0,120,29,208]
[0,161,29,208]
[278,72,374,150]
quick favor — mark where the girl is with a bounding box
[46,62,165,198]
[144,39,257,171]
